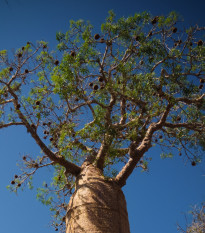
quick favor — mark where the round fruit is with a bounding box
[94,34,100,40]
[54,60,59,66]
[189,42,193,46]
[16,104,21,109]
[200,79,204,84]
[17,53,22,58]
[98,76,104,82]
[70,51,76,57]
[148,32,152,37]
[23,156,27,160]
[197,40,203,46]
[43,44,47,49]
[35,100,40,105]
[159,135,163,139]
[36,100,40,105]
[179,152,182,156]
[50,137,54,141]
[151,16,159,25]
[11,180,15,185]
[43,136,47,139]
[191,161,196,166]
[9,67,13,72]
[89,82,93,87]
[172,27,177,33]
[14,175,18,179]
[93,84,99,90]
[199,84,203,89]
[25,69,29,74]
[135,35,140,41]
[22,46,25,50]
[17,183,21,187]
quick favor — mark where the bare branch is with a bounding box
[0,122,24,129]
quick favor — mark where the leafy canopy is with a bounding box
[1,11,204,231]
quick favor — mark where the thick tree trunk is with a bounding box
[66,163,130,233]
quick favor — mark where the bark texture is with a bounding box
[66,164,130,233]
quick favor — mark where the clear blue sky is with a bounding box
[0,0,204,232]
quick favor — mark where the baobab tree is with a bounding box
[1,11,204,232]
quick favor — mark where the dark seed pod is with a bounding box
[179,152,182,156]
[17,183,21,187]
[14,175,18,179]
[27,42,30,45]
[43,136,47,139]
[23,156,27,161]
[11,180,15,185]
[25,69,29,74]
[94,34,100,40]
[75,97,79,101]
[191,161,196,166]
[89,82,93,87]
[50,137,54,142]
[70,51,76,57]
[159,135,163,139]
[100,85,104,90]
[189,42,193,46]
[9,67,13,72]
[42,122,47,126]
[16,104,21,110]
[98,76,104,82]
[155,139,158,143]
[54,60,59,66]
[22,46,25,51]
[43,44,47,49]
[151,16,159,25]
[200,79,204,84]
[47,122,51,126]
[17,53,22,58]
[36,100,40,105]
[135,35,140,41]
[172,27,177,33]
[197,40,203,46]
[199,84,203,89]
[93,84,99,90]
[43,130,48,134]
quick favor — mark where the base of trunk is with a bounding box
[66,164,130,233]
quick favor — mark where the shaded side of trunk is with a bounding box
[66,164,130,233]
